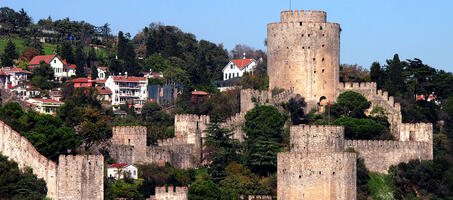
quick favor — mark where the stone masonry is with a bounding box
[148,186,188,200]
[268,10,340,106]
[109,114,210,169]
[278,125,356,200]
[0,120,104,200]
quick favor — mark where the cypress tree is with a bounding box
[75,45,85,77]
[387,54,403,95]
[1,40,18,67]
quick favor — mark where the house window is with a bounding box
[230,65,233,69]
[225,74,227,79]
[133,170,136,175]
[237,72,239,77]
[54,60,56,63]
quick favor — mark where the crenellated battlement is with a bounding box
[290,125,345,153]
[345,140,430,151]
[151,185,188,200]
[280,10,326,23]
[157,137,188,146]
[175,114,210,123]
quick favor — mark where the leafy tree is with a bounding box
[144,53,170,72]
[188,180,221,200]
[370,62,385,89]
[204,123,240,182]
[110,180,142,199]
[0,153,47,200]
[339,64,370,82]
[333,117,388,140]
[283,95,307,125]
[141,102,172,144]
[21,47,41,61]
[1,40,18,66]
[240,72,269,91]
[244,105,286,175]
[163,66,190,86]
[219,162,271,196]
[356,158,370,200]
[330,91,371,119]
[31,61,55,89]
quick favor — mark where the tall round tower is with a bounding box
[267,10,340,105]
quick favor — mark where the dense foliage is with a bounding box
[0,153,47,200]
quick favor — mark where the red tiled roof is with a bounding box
[232,59,253,69]
[94,79,106,83]
[108,163,129,168]
[71,78,90,83]
[67,64,76,69]
[113,76,147,82]
[0,70,10,76]
[192,91,208,95]
[3,67,32,74]
[30,98,63,104]
[29,55,56,65]
[96,86,112,95]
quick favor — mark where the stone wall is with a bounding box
[337,82,402,136]
[148,186,188,200]
[268,10,340,105]
[277,152,357,200]
[344,140,432,173]
[240,88,295,113]
[290,125,344,153]
[221,112,246,141]
[241,195,273,200]
[110,115,207,169]
[57,155,104,200]
[0,120,104,200]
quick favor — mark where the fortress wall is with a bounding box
[57,155,104,200]
[0,121,58,198]
[337,82,402,136]
[111,126,147,162]
[398,123,433,143]
[151,186,188,200]
[175,114,210,143]
[344,140,432,173]
[148,144,196,169]
[290,125,345,153]
[221,112,247,141]
[280,10,326,23]
[0,120,104,200]
[267,18,341,104]
[240,88,296,113]
[277,152,356,200]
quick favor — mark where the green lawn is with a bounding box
[0,37,57,56]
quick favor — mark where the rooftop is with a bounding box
[232,58,253,69]
[113,76,147,82]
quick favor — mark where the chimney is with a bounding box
[119,72,122,76]
[125,72,128,78]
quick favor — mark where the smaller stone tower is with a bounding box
[278,125,356,200]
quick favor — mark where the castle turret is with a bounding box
[267,10,340,106]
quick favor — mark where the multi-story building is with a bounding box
[25,98,64,115]
[29,55,76,80]
[2,67,32,87]
[105,73,148,112]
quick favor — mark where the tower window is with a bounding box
[302,46,304,49]
[308,46,311,49]
[299,22,302,26]
[314,70,316,74]
[301,34,304,37]
[308,34,311,37]
[322,34,325,37]
[322,69,325,73]
[320,26,323,30]
[322,58,325,62]
[322,44,325,47]
[313,58,316,61]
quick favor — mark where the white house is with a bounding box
[3,67,32,87]
[107,163,138,180]
[222,58,257,81]
[10,84,40,100]
[29,55,75,81]
[25,98,64,115]
[105,73,148,113]
[97,66,108,80]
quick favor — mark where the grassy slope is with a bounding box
[0,37,57,56]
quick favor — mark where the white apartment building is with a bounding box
[105,73,148,112]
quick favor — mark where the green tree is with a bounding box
[1,40,18,66]
[144,53,170,72]
[219,162,271,196]
[31,61,55,89]
[283,95,307,125]
[188,180,221,200]
[240,72,269,91]
[141,102,172,144]
[330,91,371,119]
[0,153,47,200]
[386,54,404,96]
[244,105,286,175]
[75,45,85,77]
[370,62,385,89]
[204,123,240,182]
[333,117,388,140]
[61,41,75,64]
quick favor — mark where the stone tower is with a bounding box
[267,10,340,105]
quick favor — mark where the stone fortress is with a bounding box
[0,121,104,200]
[0,10,434,200]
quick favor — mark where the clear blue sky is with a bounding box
[3,0,453,72]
